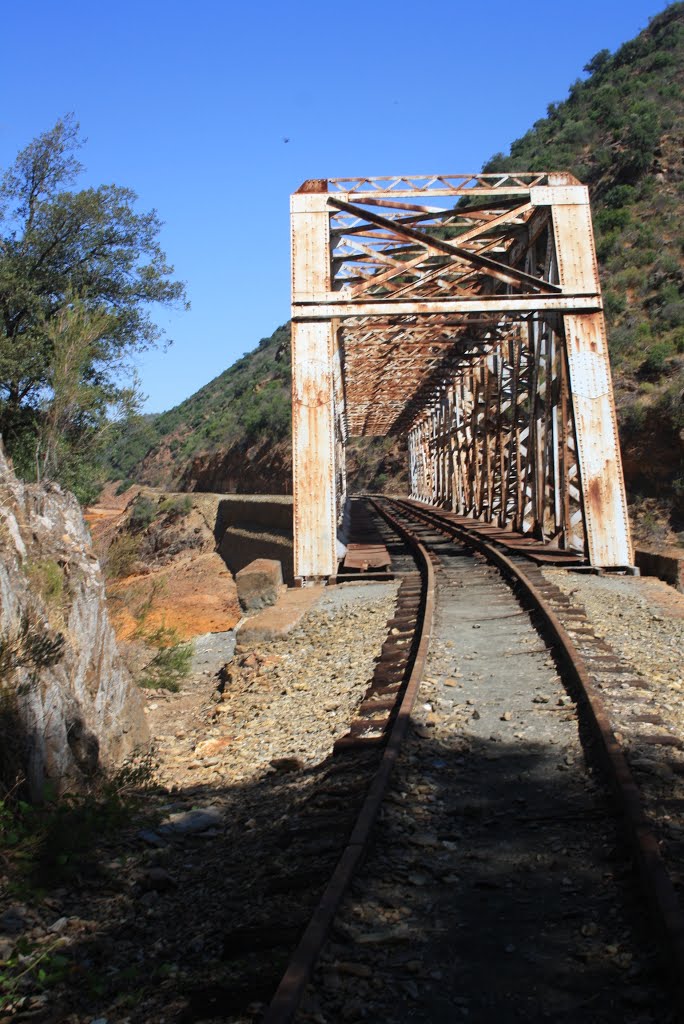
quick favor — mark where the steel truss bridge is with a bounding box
[290,173,632,582]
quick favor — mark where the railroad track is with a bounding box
[253,497,682,1023]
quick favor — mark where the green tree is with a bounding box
[34,295,142,501]
[0,115,188,497]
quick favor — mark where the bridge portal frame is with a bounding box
[290,175,632,583]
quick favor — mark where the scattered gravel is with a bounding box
[0,581,398,1023]
[189,629,236,676]
[299,557,675,1023]
[2,568,681,1023]
[541,568,684,902]
[541,569,684,766]
[543,570,683,699]
[152,581,398,790]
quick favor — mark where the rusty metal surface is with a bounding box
[290,194,337,581]
[550,194,632,567]
[291,321,337,580]
[343,542,391,570]
[290,173,632,570]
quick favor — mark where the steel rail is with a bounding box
[262,514,435,1024]
[382,496,684,1011]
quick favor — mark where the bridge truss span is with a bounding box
[290,173,632,581]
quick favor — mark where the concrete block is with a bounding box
[219,527,294,585]
[634,547,684,593]
[236,558,283,610]
[236,586,324,647]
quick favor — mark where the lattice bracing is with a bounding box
[326,173,551,196]
[409,320,584,550]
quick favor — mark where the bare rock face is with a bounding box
[0,447,149,799]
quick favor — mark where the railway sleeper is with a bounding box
[333,734,386,754]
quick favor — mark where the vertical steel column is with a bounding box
[332,329,348,522]
[408,425,417,498]
[538,184,633,566]
[291,189,337,581]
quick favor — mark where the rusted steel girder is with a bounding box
[290,174,632,581]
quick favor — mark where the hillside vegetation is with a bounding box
[107,322,406,495]
[484,2,684,535]
[107,4,683,534]
[106,323,292,488]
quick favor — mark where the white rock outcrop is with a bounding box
[0,447,148,798]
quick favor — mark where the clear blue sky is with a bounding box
[1,0,669,413]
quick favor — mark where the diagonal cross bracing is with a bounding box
[290,174,632,581]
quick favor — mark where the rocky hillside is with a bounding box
[106,4,683,534]
[0,447,148,800]
[106,322,408,496]
[106,324,292,492]
[484,2,684,536]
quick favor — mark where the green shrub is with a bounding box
[604,184,636,209]
[158,495,192,517]
[661,301,684,328]
[595,208,631,233]
[26,560,64,607]
[603,290,626,319]
[138,625,193,692]
[596,232,619,261]
[105,534,139,579]
[641,340,675,376]
[614,267,645,291]
[654,374,684,431]
[619,399,647,436]
[128,495,157,532]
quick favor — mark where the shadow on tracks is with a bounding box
[4,730,676,1024]
[303,731,676,1024]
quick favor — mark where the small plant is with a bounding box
[0,613,65,680]
[0,751,159,1011]
[0,791,37,847]
[130,576,167,630]
[158,494,192,517]
[0,749,156,889]
[637,506,670,545]
[104,532,138,578]
[0,937,71,1013]
[26,559,64,607]
[138,625,193,692]
[128,494,157,532]
[0,615,66,802]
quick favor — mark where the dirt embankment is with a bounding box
[86,486,241,673]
